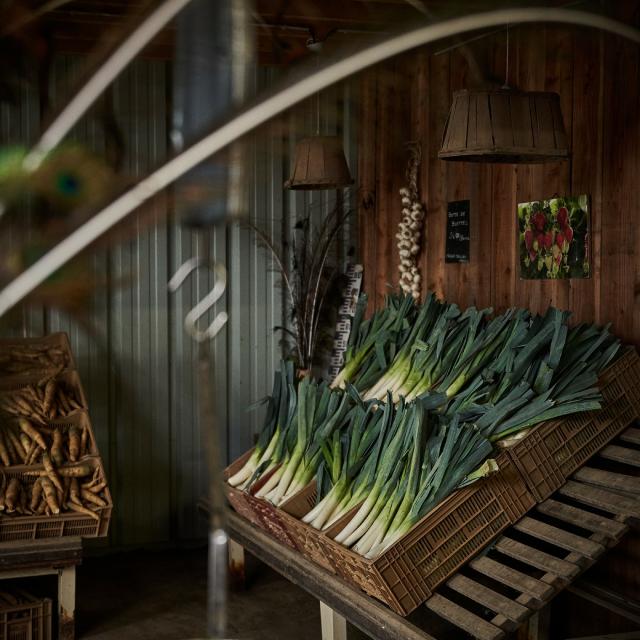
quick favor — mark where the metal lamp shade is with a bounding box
[285,136,354,189]
[439,89,569,163]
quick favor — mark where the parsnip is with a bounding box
[41,477,60,514]
[18,418,47,450]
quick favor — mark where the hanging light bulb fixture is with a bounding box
[285,36,354,189]
[439,25,569,163]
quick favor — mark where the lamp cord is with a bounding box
[503,24,510,89]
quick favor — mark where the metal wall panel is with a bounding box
[1,59,357,548]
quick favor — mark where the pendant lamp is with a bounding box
[439,24,568,163]
[285,36,353,190]
[438,87,569,163]
[285,135,354,190]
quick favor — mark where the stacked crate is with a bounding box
[0,334,112,541]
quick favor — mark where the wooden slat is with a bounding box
[599,444,640,468]
[573,467,640,496]
[620,427,640,446]
[536,499,628,540]
[559,480,640,518]
[425,593,505,640]
[513,516,604,559]
[469,556,554,601]
[447,574,530,623]
[494,538,580,579]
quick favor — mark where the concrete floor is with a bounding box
[76,547,363,640]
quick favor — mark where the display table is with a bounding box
[226,428,640,640]
[0,536,81,640]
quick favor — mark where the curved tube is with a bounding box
[1,7,639,317]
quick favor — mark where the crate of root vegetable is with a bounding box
[0,371,87,424]
[0,411,97,467]
[0,456,111,541]
[0,333,74,379]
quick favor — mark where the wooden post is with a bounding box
[320,601,347,640]
[228,538,246,589]
[517,609,550,640]
[58,565,76,640]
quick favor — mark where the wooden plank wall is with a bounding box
[357,4,640,634]
[358,9,640,345]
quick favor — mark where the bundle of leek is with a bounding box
[227,361,296,489]
[331,293,417,391]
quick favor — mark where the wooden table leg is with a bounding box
[517,608,550,640]
[320,601,347,640]
[58,565,76,640]
[228,538,246,589]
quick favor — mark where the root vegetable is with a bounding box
[18,419,47,450]
[41,477,60,514]
[27,445,42,465]
[57,388,71,414]
[6,429,26,462]
[19,432,31,456]
[22,463,92,478]
[0,432,10,466]
[70,478,81,505]
[65,500,100,521]
[30,478,43,511]
[3,431,17,464]
[42,453,64,493]
[51,429,64,466]
[43,380,56,416]
[84,481,107,494]
[68,426,80,461]
[81,489,107,507]
[5,478,20,512]
[58,464,91,478]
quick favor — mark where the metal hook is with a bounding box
[168,257,228,343]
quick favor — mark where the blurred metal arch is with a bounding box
[1,6,640,317]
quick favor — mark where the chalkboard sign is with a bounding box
[445,199,470,263]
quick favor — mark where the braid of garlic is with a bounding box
[396,143,424,300]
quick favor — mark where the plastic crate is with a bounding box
[311,451,534,615]
[0,370,88,417]
[0,590,52,640]
[223,450,265,529]
[277,484,337,573]
[506,347,640,501]
[223,450,296,548]
[0,457,112,542]
[225,450,534,614]
[0,333,75,380]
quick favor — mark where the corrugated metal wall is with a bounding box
[0,58,358,548]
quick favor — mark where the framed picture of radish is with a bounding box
[518,194,591,279]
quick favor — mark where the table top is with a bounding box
[0,536,82,572]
